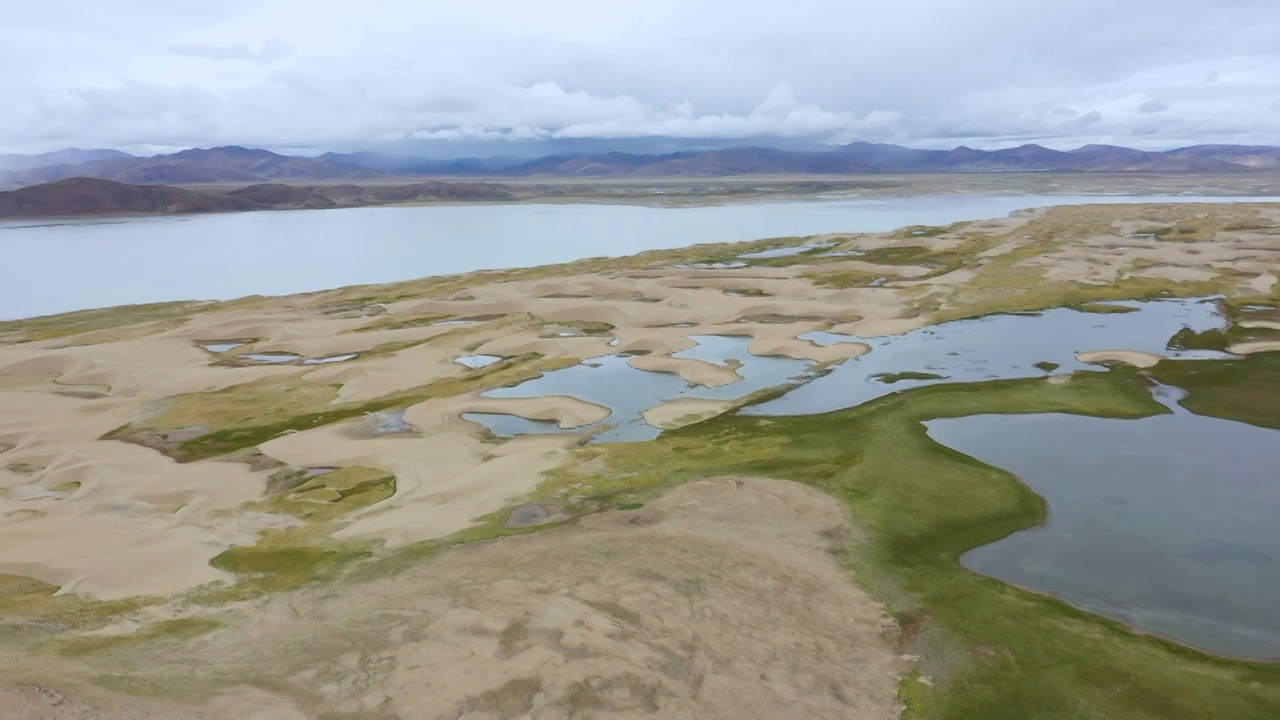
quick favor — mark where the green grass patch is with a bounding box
[804,269,886,288]
[0,301,204,344]
[1151,352,1280,431]
[1033,361,1060,372]
[1071,301,1141,314]
[0,575,160,635]
[108,353,576,462]
[873,371,947,384]
[57,617,221,656]
[551,368,1280,718]
[1167,327,1230,352]
[892,221,973,238]
[349,313,450,333]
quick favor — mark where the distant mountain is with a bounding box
[318,151,518,175]
[0,177,517,219]
[0,148,134,173]
[0,177,261,217]
[481,141,1269,176]
[1166,145,1280,169]
[224,183,338,209]
[10,146,382,186]
[485,142,1272,176]
[6,142,1280,187]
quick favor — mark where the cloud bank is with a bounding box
[3,0,1279,153]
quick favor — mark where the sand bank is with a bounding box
[1076,349,1165,368]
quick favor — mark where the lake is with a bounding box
[928,386,1280,661]
[2,194,1276,320]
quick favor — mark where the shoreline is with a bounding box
[6,170,1280,222]
[5,194,1280,324]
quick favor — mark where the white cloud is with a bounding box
[2,0,1279,153]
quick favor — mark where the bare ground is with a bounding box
[2,477,908,720]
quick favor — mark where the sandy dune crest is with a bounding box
[643,398,736,429]
[1076,349,1165,368]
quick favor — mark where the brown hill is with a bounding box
[15,146,382,186]
[226,183,337,209]
[0,177,261,218]
[0,177,518,219]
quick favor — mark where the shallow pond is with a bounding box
[198,342,246,353]
[927,385,1280,660]
[465,335,813,442]
[750,298,1230,416]
[454,355,504,369]
[239,352,302,363]
[303,353,358,365]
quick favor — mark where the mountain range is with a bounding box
[2,142,1280,187]
[0,177,517,218]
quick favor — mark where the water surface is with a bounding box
[467,335,812,442]
[927,386,1280,660]
[752,298,1230,416]
[4,195,1275,319]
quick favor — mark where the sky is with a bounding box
[3,0,1280,156]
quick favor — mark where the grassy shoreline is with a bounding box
[541,366,1280,718]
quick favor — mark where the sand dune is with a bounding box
[1076,349,1165,368]
[1228,340,1280,355]
[627,354,743,387]
[456,395,611,428]
[643,398,735,429]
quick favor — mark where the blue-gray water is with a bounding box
[749,298,1230,416]
[467,335,813,442]
[927,386,1280,661]
[466,298,1227,441]
[2,195,1275,320]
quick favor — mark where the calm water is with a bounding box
[467,335,813,442]
[3,195,1275,320]
[928,386,1280,660]
[469,299,1228,441]
[750,298,1230,416]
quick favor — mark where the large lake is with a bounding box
[2,194,1276,320]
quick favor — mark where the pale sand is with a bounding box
[1247,272,1277,294]
[255,392,588,548]
[845,317,928,337]
[747,330,871,362]
[1228,340,1280,355]
[1239,319,1280,330]
[4,478,906,720]
[627,353,742,387]
[456,395,612,428]
[1076,349,1166,368]
[643,398,735,429]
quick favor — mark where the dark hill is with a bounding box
[0,177,262,217]
[226,183,337,209]
[15,146,383,185]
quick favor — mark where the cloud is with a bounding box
[2,0,1280,153]
[168,39,293,63]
